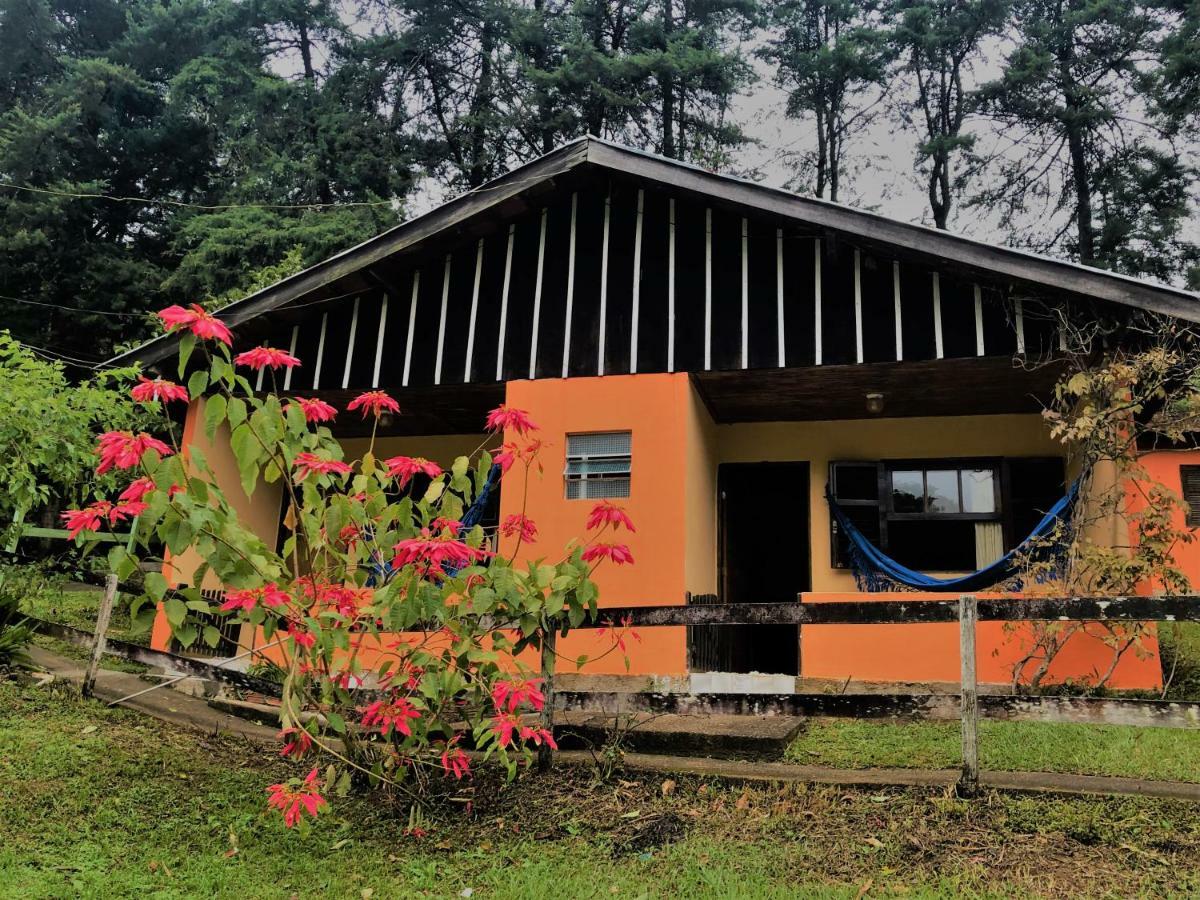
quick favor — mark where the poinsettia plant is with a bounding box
[64,304,638,831]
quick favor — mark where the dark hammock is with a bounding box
[826,480,1079,593]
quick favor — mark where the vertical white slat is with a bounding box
[853,248,864,364]
[495,224,515,381]
[813,237,823,365]
[402,270,419,387]
[597,189,612,376]
[464,239,483,382]
[1014,298,1026,355]
[561,193,578,379]
[667,198,676,373]
[372,294,388,387]
[341,295,360,388]
[973,284,985,357]
[704,207,712,370]
[283,325,299,390]
[434,254,451,385]
[312,311,328,389]
[529,210,548,379]
[776,228,785,367]
[255,354,265,392]
[735,217,746,369]
[630,189,645,374]
[893,261,903,361]
[932,271,944,359]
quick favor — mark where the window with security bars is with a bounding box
[1182,466,1200,527]
[565,431,631,499]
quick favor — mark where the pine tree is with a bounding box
[759,0,893,200]
[888,0,1007,229]
[972,0,1194,275]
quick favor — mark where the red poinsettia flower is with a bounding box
[490,714,558,750]
[492,677,545,713]
[130,376,189,405]
[347,390,400,418]
[118,477,156,503]
[266,767,327,828]
[95,431,173,474]
[292,452,353,481]
[485,405,539,435]
[157,304,233,344]
[440,742,471,780]
[581,542,635,566]
[384,455,443,488]
[287,397,338,423]
[233,346,301,371]
[61,503,110,540]
[219,583,291,612]
[287,623,315,649]
[499,513,538,543]
[359,697,421,737]
[392,532,490,575]
[585,500,636,533]
[278,726,314,758]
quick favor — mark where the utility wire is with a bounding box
[0,293,152,319]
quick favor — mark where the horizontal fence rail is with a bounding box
[555,690,1200,730]
[580,596,1200,627]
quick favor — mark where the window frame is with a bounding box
[830,456,1060,571]
[1181,465,1200,528]
[563,430,633,500]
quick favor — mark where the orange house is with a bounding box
[118,138,1200,691]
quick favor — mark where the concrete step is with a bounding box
[554,711,805,761]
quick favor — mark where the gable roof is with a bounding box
[112,135,1200,368]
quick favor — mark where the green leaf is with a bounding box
[164,596,188,627]
[177,333,196,379]
[203,625,221,648]
[227,397,248,430]
[144,571,168,602]
[204,394,227,442]
[187,369,209,400]
[326,711,347,734]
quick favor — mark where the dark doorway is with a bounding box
[689,462,809,675]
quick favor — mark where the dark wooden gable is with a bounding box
[249,173,1064,395]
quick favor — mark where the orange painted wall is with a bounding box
[1135,449,1200,590]
[501,374,692,675]
[800,592,1162,689]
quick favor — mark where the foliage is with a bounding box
[1013,313,1200,690]
[0,333,148,542]
[66,315,639,827]
[0,583,32,671]
[759,0,894,201]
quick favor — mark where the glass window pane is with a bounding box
[891,470,924,512]
[926,470,960,513]
[962,468,997,513]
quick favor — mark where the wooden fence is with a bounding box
[28,590,1200,796]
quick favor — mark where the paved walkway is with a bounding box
[28,645,1200,802]
[28,645,278,743]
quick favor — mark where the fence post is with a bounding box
[958,593,980,797]
[538,626,557,771]
[82,574,118,699]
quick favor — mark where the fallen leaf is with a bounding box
[661,779,676,797]
[80,725,97,735]
[735,792,750,810]
[864,837,885,849]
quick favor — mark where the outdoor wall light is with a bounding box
[865,392,886,415]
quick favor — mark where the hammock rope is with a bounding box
[826,480,1079,593]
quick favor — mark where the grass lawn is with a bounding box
[4,680,1200,898]
[788,718,1200,782]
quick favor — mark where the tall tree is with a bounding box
[972,0,1192,272]
[759,0,893,200]
[888,0,1006,229]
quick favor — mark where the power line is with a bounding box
[0,181,400,211]
[0,293,151,319]
[14,339,107,369]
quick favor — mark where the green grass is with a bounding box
[788,718,1200,782]
[1161,622,1200,700]
[4,680,1200,898]
[15,579,151,673]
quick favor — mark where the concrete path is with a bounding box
[28,645,278,744]
[27,645,1200,802]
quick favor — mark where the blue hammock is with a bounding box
[827,480,1079,593]
[365,462,502,586]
